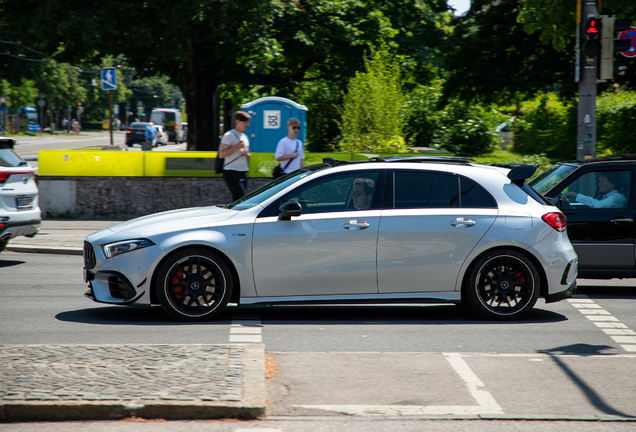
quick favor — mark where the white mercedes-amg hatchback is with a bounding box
[83,156,578,321]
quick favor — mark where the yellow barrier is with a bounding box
[39,149,145,176]
[38,148,450,177]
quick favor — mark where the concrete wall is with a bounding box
[38,177,272,220]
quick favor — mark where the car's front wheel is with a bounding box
[156,248,233,321]
[0,238,8,253]
[466,249,540,320]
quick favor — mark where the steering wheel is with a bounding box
[557,193,573,209]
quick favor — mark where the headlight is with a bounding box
[102,239,155,258]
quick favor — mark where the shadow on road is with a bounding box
[56,303,567,326]
[0,259,26,267]
[540,343,636,419]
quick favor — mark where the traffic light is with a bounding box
[582,17,602,57]
[599,16,633,81]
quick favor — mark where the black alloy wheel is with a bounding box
[466,249,540,320]
[156,248,232,321]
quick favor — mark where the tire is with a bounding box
[156,248,233,321]
[0,238,8,253]
[466,249,540,320]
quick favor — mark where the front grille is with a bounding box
[84,241,96,269]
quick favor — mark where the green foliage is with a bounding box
[597,88,636,155]
[475,150,555,177]
[337,45,409,153]
[431,102,497,157]
[402,78,444,148]
[514,94,576,160]
[0,79,38,111]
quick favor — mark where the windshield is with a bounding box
[227,164,331,211]
[528,163,578,195]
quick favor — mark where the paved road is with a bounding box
[2,251,636,428]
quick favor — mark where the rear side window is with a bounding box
[0,149,25,168]
[460,177,497,208]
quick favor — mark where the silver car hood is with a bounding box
[106,206,238,235]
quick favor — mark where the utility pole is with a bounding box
[576,0,600,160]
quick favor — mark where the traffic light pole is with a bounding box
[577,0,599,160]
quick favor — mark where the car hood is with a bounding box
[106,206,238,236]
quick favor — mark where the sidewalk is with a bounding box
[0,344,265,422]
[4,219,121,255]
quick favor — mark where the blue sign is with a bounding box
[101,67,117,90]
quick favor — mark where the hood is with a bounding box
[106,206,238,235]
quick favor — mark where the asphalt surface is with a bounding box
[1,220,266,422]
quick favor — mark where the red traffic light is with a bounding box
[585,18,602,36]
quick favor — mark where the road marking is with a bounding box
[568,297,636,352]
[230,314,262,343]
[293,352,504,416]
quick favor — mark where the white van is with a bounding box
[150,108,183,143]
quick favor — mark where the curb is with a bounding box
[0,344,266,422]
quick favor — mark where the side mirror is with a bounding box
[279,201,302,221]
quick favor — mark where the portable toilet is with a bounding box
[241,97,307,153]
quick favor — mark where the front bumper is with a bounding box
[84,268,146,305]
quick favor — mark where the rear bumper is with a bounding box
[545,281,576,304]
[0,218,41,240]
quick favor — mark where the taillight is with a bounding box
[174,125,178,129]
[542,212,567,232]
[126,130,132,134]
[0,171,32,185]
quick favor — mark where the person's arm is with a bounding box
[218,138,245,159]
[275,140,297,161]
[575,192,624,209]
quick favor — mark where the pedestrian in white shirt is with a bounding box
[274,118,305,175]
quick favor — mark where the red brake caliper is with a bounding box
[171,268,184,300]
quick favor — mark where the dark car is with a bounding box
[125,122,149,147]
[529,155,636,279]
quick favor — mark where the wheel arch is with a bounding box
[460,245,549,302]
[149,244,241,305]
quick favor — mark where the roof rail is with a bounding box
[371,155,476,164]
[322,155,476,166]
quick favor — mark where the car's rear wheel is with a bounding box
[156,248,232,321]
[466,249,540,320]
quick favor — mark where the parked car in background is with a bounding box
[154,125,169,146]
[125,122,149,147]
[181,122,187,142]
[0,137,41,253]
[83,156,577,322]
[151,108,183,143]
[530,155,636,279]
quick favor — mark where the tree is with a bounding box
[441,0,574,105]
[339,45,408,153]
[1,0,403,151]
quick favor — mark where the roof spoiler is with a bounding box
[506,164,538,186]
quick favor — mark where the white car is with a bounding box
[0,137,41,253]
[83,156,578,321]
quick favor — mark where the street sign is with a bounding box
[618,26,636,58]
[37,100,46,107]
[0,97,6,104]
[101,67,118,90]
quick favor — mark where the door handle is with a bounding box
[450,217,476,227]
[344,220,370,230]
[611,218,634,224]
